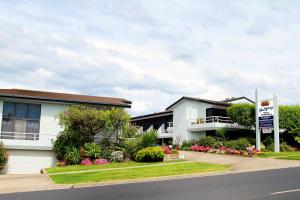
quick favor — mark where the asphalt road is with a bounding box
[1,167,300,200]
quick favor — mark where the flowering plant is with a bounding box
[94,159,109,165]
[162,146,172,154]
[81,158,93,165]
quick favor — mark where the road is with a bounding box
[1,167,300,200]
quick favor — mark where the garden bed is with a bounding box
[46,161,229,184]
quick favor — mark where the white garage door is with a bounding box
[2,149,57,174]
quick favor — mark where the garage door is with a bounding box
[2,149,57,174]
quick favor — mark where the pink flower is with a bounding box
[162,146,172,154]
[94,159,109,165]
[81,158,93,165]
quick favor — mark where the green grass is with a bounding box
[259,151,300,159]
[45,160,184,174]
[276,155,300,160]
[48,162,229,184]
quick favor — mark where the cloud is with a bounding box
[0,0,300,116]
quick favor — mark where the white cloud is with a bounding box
[0,0,300,116]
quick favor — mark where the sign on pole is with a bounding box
[258,99,274,129]
[255,89,260,150]
[255,89,280,152]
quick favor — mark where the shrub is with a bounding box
[94,159,109,165]
[181,140,197,151]
[162,146,172,154]
[100,148,114,160]
[197,136,221,148]
[135,147,164,162]
[81,158,93,165]
[64,147,82,165]
[223,138,250,151]
[120,139,141,159]
[171,149,179,155]
[139,130,158,148]
[0,142,8,171]
[84,143,101,160]
[265,142,293,152]
[110,151,124,162]
[53,129,92,161]
[227,103,255,127]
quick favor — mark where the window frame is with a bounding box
[1,101,41,140]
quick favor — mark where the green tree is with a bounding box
[54,105,131,160]
[227,103,255,127]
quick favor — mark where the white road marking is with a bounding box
[270,188,300,195]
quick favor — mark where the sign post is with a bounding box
[273,94,280,152]
[256,89,280,152]
[255,89,260,150]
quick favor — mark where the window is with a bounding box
[1,101,41,140]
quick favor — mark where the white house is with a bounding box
[131,96,254,145]
[0,89,131,174]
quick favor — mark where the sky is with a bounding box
[0,0,300,116]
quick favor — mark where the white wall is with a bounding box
[39,102,66,143]
[172,100,226,143]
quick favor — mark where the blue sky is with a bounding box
[0,0,300,116]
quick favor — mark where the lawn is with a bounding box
[259,151,300,159]
[48,161,229,184]
[45,161,177,174]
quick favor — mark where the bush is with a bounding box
[53,129,92,161]
[81,158,93,165]
[223,138,250,151]
[139,130,158,148]
[0,142,8,171]
[94,159,109,165]
[135,147,164,162]
[84,143,101,160]
[120,139,140,159]
[110,151,124,162]
[264,142,293,152]
[227,103,255,127]
[100,148,114,160]
[181,140,197,151]
[65,147,82,165]
[197,136,221,148]
[171,149,179,155]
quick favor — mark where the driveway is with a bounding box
[0,174,67,194]
[181,151,300,172]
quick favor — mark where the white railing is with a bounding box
[188,116,233,125]
[167,122,173,127]
[0,132,55,141]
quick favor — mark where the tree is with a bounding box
[227,103,255,127]
[54,105,131,160]
[227,103,300,145]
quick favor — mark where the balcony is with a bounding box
[166,122,173,133]
[187,116,250,132]
[157,122,173,138]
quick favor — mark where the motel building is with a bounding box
[131,96,254,145]
[0,89,131,174]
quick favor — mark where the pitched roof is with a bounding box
[0,89,131,108]
[131,110,173,121]
[165,96,230,110]
[222,96,255,104]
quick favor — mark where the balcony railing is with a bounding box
[188,116,233,125]
[0,132,40,141]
